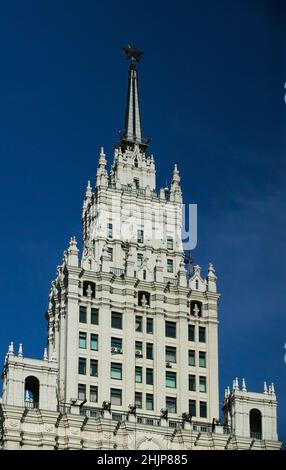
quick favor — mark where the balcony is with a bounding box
[163,277,178,287]
[24,400,39,409]
[110,267,125,277]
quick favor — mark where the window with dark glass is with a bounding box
[91,308,99,325]
[188,324,195,342]
[78,357,86,375]
[90,334,98,351]
[111,337,122,350]
[137,229,144,244]
[107,247,113,260]
[166,372,176,388]
[90,359,98,377]
[146,394,154,410]
[135,392,142,409]
[199,327,206,343]
[165,321,176,338]
[200,401,207,418]
[135,316,143,332]
[107,223,113,238]
[112,311,122,329]
[137,253,143,267]
[199,376,207,393]
[79,332,87,349]
[110,388,122,406]
[189,374,196,391]
[78,384,86,401]
[135,341,143,356]
[146,343,153,360]
[166,396,177,414]
[189,399,196,417]
[111,363,122,380]
[199,351,206,368]
[135,366,142,383]
[147,318,153,334]
[90,385,98,403]
[146,368,153,385]
[167,237,173,250]
[167,259,174,273]
[79,306,87,323]
[166,346,176,363]
[188,350,195,366]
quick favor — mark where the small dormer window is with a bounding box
[167,237,173,250]
[134,158,138,168]
[167,259,174,273]
[195,280,199,290]
[107,223,113,239]
[134,178,139,189]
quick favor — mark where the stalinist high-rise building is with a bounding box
[0,46,281,450]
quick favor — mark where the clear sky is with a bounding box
[0,0,285,443]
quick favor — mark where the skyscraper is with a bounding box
[0,47,281,450]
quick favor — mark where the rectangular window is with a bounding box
[199,351,206,368]
[137,253,143,267]
[189,399,196,417]
[146,368,153,385]
[146,394,154,410]
[135,392,142,409]
[78,357,86,375]
[79,306,87,323]
[135,366,142,383]
[78,384,86,401]
[188,350,195,366]
[90,359,98,377]
[167,237,173,250]
[107,247,113,260]
[166,372,176,388]
[199,327,206,343]
[91,308,99,325]
[111,337,122,350]
[166,346,176,363]
[79,332,87,349]
[166,396,177,414]
[146,318,153,334]
[189,374,196,391]
[188,324,195,342]
[146,343,153,360]
[135,341,143,356]
[111,388,122,406]
[90,385,98,403]
[111,363,122,380]
[112,311,122,329]
[107,223,113,238]
[137,230,144,244]
[199,376,207,393]
[165,321,176,338]
[200,401,207,418]
[90,334,98,351]
[167,259,174,273]
[135,316,143,332]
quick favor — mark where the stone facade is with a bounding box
[0,49,281,450]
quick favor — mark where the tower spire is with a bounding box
[120,45,149,150]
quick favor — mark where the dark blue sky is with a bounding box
[0,0,285,443]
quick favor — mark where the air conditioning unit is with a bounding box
[166,361,172,368]
[118,348,123,354]
[135,350,143,357]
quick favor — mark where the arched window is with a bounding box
[24,376,40,409]
[134,158,138,168]
[83,281,96,298]
[250,408,262,439]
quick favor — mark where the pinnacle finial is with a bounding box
[18,343,23,358]
[43,347,48,361]
[264,381,268,394]
[271,382,275,395]
[8,341,14,356]
[242,378,247,392]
